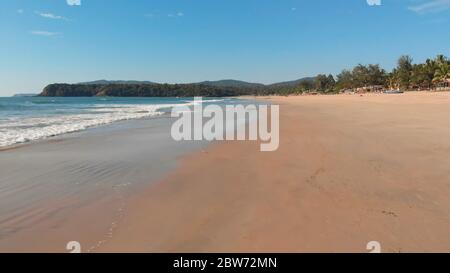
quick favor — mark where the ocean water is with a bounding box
[0,96,227,147]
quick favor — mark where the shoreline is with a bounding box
[99,91,450,253]
[0,97,257,252]
[0,116,210,252]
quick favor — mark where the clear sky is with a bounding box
[1,0,449,96]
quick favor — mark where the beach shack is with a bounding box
[355,85,384,93]
[434,77,450,90]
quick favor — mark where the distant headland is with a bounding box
[40,78,316,97]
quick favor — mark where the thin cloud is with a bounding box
[145,9,184,19]
[168,12,184,17]
[366,0,382,6]
[408,0,450,14]
[17,9,24,14]
[36,11,68,20]
[67,0,81,6]
[30,31,60,37]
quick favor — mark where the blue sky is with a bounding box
[1,0,449,96]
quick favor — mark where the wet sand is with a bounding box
[99,92,450,253]
[0,117,208,252]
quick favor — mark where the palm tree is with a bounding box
[433,55,450,83]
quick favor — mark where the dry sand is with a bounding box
[99,92,450,253]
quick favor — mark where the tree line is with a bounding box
[312,54,450,94]
[40,83,261,97]
[40,54,450,97]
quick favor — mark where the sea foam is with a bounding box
[0,102,203,147]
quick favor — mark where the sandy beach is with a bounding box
[97,92,450,253]
[3,0,450,258]
[2,92,450,253]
